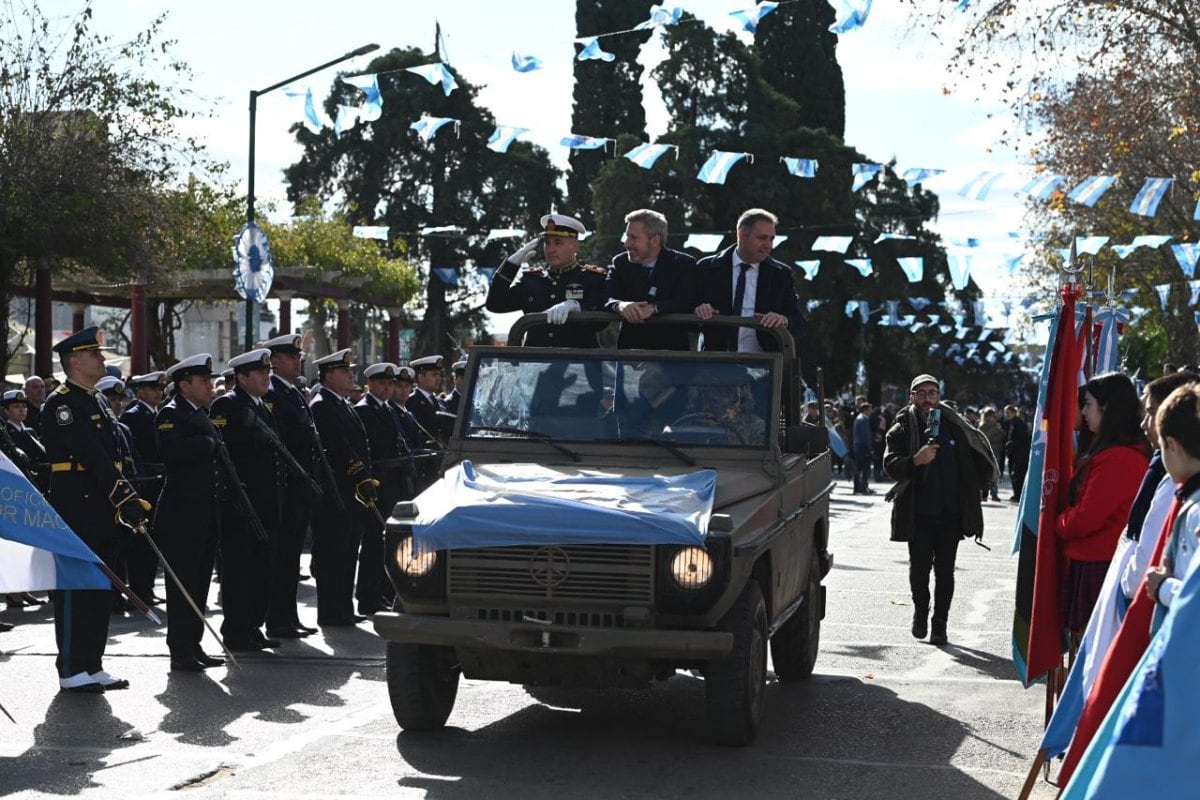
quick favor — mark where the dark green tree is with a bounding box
[567,1,653,225]
[285,48,562,361]
[755,0,846,138]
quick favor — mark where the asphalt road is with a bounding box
[0,480,1059,799]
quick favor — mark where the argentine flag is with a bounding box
[0,453,109,592]
[624,143,674,170]
[1129,177,1172,217]
[957,171,1004,201]
[1067,176,1117,206]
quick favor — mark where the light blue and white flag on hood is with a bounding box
[576,36,616,61]
[730,1,779,33]
[1021,173,1066,200]
[624,142,675,169]
[406,62,458,96]
[958,171,1003,201]
[0,453,110,593]
[1067,175,1117,206]
[697,151,751,184]
[782,157,818,178]
[1129,177,1172,217]
[486,125,530,153]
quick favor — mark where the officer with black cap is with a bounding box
[120,372,167,605]
[41,326,147,692]
[1,389,46,487]
[155,354,225,671]
[310,348,378,626]
[262,333,320,638]
[484,213,608,347]
[210,348,285,650]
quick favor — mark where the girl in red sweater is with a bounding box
[1056,372,1151,633]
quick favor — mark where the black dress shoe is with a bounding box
[226,640,270,652]
[930,619,948,646]
[194,652,225,667]
[170,656,207,672]
[266,627,305,639]
[297,624,319,634]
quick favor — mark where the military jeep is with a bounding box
[374,313,833,745]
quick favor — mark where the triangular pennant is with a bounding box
[406,63,457,96]
[795,260,820,280]
[947,253,973,290]
[896,257,924,282]
[782,157,818,178]
[1129,177,1173,217]
[697,151,750,184]
[730,1,779,33]
[845,258,873,277]
[575,37,616,62]
[1155,283,1171,311]
[511,53,543,72]
[1171,243,1200,278]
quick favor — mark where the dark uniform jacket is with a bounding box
[604,248,699,350]
[406,388,448,449]
[354,393,403,466]
[696,245,806,352]
[267,374,320,489]
[210,386,285,529]
[485,258,608,348]
[444,388,462,416]
[3,421,46,487]
[310,386,372,492]
[41,380,140,540]
[120,400,162,473]
[389,401,423,451]
[154,398,223,534]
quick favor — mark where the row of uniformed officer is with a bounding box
[2,389,46,487]
[119,372,167,607]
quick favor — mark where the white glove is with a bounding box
[545,299,580,325]
[508,238,541,265]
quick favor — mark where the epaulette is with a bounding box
[580,263,607,275]
[53,385,70,396]
[522,266,548,277]
[157,422,175,432]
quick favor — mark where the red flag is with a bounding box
[1025,286,1083,682]
[1057,494,1182,785]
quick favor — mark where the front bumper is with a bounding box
[373,612,733,660]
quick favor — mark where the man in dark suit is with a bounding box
[210,348,285,651]
[694,208,806,352]
[604,208,698,351]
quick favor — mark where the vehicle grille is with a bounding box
[447,544,654,604]
[460,607,627,628]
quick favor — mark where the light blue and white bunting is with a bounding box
[410,116,458,143]
[1067,175,1117,206]
[683,233,725,252]
[852,163,882,191]
[1132,234,1172,250]
[1129,177,1173,217]
[829,0,873,33]
[782,157,818,178]
[896,257,924,282]
[1075,236,1110,256]
[1154,283,1172,311]
[334,105,361,137]
[407,62,458,96]
[341,73,382,122]
[947,253,973,290]
[795,260,820,280]
[635,5,685,29]
[875,233,917,243]
[486,125,529,153]
[283,86,327,134]
[624,142,675,169]
[485,228,525,243]
[352,226,389,241]
[697,151,751,184]
[576,37,616,62]
[811,235,853,253]
[730,1,779,33]
[845,258,873,276]
[432,268,460,286]
[1171,243,1200,278]
[511,52,544,73]
[1021,173,1066,200]
[958,171,1003,201]
[560,134,610,150]
[901,167,944,186]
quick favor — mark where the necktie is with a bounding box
[732,262,751,316]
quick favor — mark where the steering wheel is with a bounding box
[665,413,745,444]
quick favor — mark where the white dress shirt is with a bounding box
[732,258,762,353]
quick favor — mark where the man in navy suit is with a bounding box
[604,209,698,351]
[694,208,805,352]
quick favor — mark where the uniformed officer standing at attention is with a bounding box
[210,349,285,651]
[2,389,46,487]
[406,355,451,448]
[310,349,378,626]
[155,354,225,672]
[444,359,467,415]
[42,327,150,692]
[120,372,167,606]
[263,333,320,639]
[484,213,608,347]
[354,363,407,616]
[389,366,423,453]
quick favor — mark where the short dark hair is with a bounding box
[736,208,778,231]
[1156,383,1200,460]
[859,402,872,413]
[1145,371,1200,405]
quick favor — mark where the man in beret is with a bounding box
[485,213,608,347]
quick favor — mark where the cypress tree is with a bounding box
[754,0,846,138]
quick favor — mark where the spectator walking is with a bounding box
[980,407,1006,502]
[1005,405,1031,501]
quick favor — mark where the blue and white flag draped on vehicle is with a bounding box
[0,454,109,592]
[411,461,714,550]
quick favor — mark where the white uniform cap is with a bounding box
[262,333,304,354]
[229,348,272,372]
[410,355,444,371]
[363,362,399,380]
[539,213,586,238]
[128,371,166,387]
[313,348,356,372]
[96,376,126,394]
[166,354,214,382]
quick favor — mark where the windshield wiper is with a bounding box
[611,435,697,467]
[469,425,581,462]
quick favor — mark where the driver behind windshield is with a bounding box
[678,379,766,446]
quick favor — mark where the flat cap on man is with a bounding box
[314,348,355,373]
[95,376,126,395]
[262,333,304,355]
[410,355,443,372]
[128,372,166,388]
[229,348,272,373]
[52,326,104,356]
[363,362,398,381]
[910,374,940,392]
[167,354,214,382]
[539,213,586,239]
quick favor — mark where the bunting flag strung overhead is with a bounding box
[896,257,924,282]
[782,157,818,178]
[625,142,675,169]
[845,258,873,276]
[341,74,382,122]
[635,5,685,29]
[909,297,933,311]
[1075,236,1110,256]
[958,171,1003,201]
[851,163,882,191]
[1129,177,1173,216]
[697,151,751,184]
[829,0,873,33]
[410,116,458,143]
[420,226,464,237]
[1021,173,1066,200]
[1111,244,1136,259]
[575,37,616,62]
[730,1,779,33]
[947,253,973,290]
[352,226,389,240]
[432,268,460,285]
[1171,243,1200,278]
[406,63,457,96]
[1002,253,1026,274]
[1132,234,1173,249]
[561,134,610,150]
[683,233,724,252]
[1067,175,1117,206]
[334,105,361,137]
[1155,283,1172,310]
[511,52,543,72]
[485,228,525,242]
[1190,280,1200,306]
[774,235,789,247]
[875,233,916,243]
[1195,199,1200,221]
[795,260,820,280]
[811,235,853,253]
[283,87,327,134]
[486,125,529,153]
[901,167,944,186]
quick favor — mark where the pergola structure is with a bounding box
[12,264,409,377]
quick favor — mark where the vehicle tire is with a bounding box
[704,580,768,746]
[771,550,823,681]
[386,641,460,731]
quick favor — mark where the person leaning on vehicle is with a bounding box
[484,213,608,347]
[884,374,997,646]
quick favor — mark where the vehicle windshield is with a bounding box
[463,354,774,448]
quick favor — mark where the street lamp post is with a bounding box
[243,43,380,349]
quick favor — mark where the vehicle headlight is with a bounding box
[396,537,438,577]
[670,546,713,590]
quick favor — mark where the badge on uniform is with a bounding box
[56,405,73,425]
[566,284,584,301]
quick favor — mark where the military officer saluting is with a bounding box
[155,354,225,672]
[310,349,378,626]
[210,348,285,651]
[120,372,167,606]
[41,327,149,692]
[485,213,608,347]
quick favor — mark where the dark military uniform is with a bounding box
[4,420,46,487]
[210,385,284,646]
[310,385,373,625]
[120,398,162,603]
[42,379,142,681]
[405,388,449,449]
[484,258,608,347]
[154,396,223,662]
[265,372,320,634]
[354,393,410,614]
